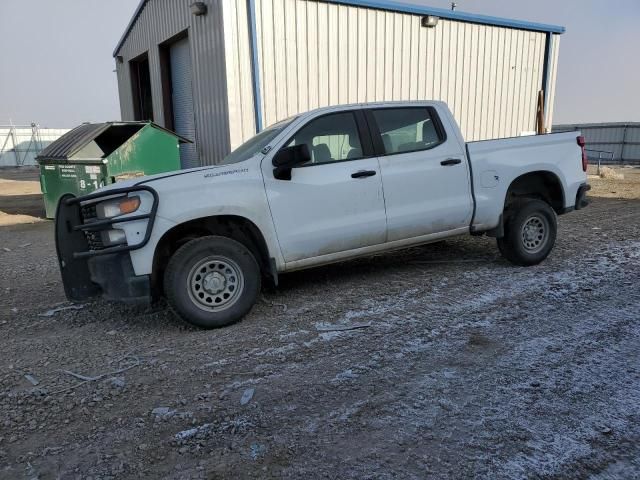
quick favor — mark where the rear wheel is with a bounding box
[497,199,557,266]
[164,236,261,329]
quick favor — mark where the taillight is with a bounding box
[577,136,588,172]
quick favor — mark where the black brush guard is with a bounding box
[55,186,158,302]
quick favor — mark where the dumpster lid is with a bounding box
[36,121,192,162]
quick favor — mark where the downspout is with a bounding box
[541,32,553,131]
[247,0,264,132]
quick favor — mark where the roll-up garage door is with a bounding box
[170,37,198,168]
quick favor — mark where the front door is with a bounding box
[366,106,473,241]
[264,110,386,264]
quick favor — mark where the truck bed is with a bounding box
[466,132,586,231]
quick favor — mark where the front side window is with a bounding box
[287,112,364,164]
[372,108,444,155]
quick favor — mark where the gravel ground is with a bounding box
[0,167,639,479]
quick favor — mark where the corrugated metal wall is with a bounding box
[115,0,231,166]
[553,123,640,165]
[240,0,552,147]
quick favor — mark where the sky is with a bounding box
[0,0,638,128]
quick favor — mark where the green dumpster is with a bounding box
[36,122,191,218]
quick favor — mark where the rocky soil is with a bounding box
[0,168,639,479]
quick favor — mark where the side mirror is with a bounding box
[272,144,311,180]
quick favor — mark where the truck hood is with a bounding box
[92,159,258,195]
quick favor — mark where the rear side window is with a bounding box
[372,108,445,155]
[286,112,364,164]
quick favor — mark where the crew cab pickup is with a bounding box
[55,101,590,328]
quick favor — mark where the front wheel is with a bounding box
[497,199,557,266]
[164,236,261,329]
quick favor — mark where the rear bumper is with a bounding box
[561,183,590,214]
[575,183,591,210]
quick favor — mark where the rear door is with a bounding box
[263,110,387,264]
[366,106,473,242]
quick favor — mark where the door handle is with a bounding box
[441,158,462,166]
[351,170,377,179]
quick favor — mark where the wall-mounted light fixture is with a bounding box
[190,2,207,16]
[421,15,439,28]
[116,55,124,64]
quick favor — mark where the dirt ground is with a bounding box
[1,167,639,479]
[587,164,640,200]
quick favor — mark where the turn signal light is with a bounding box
[96,196,141,219]
[119,197,141,215]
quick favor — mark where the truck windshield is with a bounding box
[221,118,295,165]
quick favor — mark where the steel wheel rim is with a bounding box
[187,256,244,312]
[520,214,549,254]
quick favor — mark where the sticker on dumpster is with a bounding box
[60,166,77,178]
[44,165,55,170]
[85,166,101,174]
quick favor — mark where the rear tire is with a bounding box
[497,199,557,266]
[164,236,261,329]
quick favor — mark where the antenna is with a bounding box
[451,2,457,10]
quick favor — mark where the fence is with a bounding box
[0,125,70,167]
[553,122,640,166]
[585,149,615,175]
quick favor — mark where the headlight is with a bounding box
[95,196,141,219]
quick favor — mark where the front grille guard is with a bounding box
[64,186,159,259]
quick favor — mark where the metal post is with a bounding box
[597,152,602,176]
[621,124,628,165]
[10,126,20,166]
[0,127,12,157]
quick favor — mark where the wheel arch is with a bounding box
[504,170,565,214]
[151,215,276,296]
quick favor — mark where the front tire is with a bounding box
[497,199,557,266]
[164,236,261,329]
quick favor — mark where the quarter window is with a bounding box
[372,108,444,155]
[287,112,364,164]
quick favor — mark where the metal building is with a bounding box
[553,123,640,166]
[114,0,565,167]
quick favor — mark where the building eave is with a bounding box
[113,0,148,57]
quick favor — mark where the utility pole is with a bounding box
[451,2,457,11]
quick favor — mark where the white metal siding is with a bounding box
[243,0,548,144]
[221,0,257,151]
[115,0,230,166]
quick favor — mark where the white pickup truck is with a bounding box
[56,101,590,328]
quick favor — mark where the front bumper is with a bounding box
[87,254,151,305]
[55,186,157,305]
